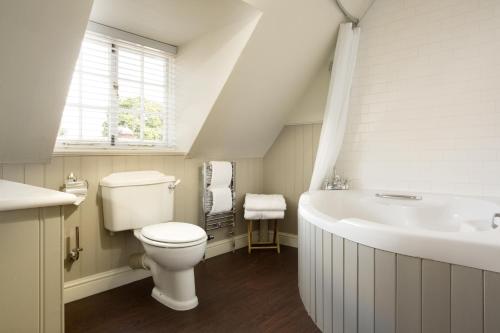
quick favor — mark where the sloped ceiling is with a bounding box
[176,12,262,152]
[285,61,331,126]
[188,0,344,158]
[90,0,262,153]
[93,0,349,158]
[90,0,257,46]
[284,0,373,127]
[0,0,93,164]
[189,0,375,159]
[342,0,375,19]
[1,0,374,164]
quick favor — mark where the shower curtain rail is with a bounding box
[335,0,376,26]
[335,0,359,25]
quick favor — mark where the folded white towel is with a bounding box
[244,193,286,211]
[208,161,233,188]
[209,187,233,214]
[244,209,285,220]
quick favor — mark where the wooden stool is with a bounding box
[246,219,280,254]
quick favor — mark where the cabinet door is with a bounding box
[41,207,64,333]
[0,209,40,333]
[0,207,63,333]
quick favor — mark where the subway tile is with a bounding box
[339,0,500,195]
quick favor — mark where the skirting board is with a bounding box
[204,233,249,259]
[267,231,298,248]
[64,231,297,304]
[64,266,152,304]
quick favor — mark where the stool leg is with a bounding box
[247,220,253,254]
[272,219,277,244]
[276,221,280,254]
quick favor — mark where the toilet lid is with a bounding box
[141,222,207,244]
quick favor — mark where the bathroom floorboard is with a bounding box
[65,246,319,333]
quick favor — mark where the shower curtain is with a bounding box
[309,23,361,191]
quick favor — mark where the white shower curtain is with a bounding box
[309,23,361,191]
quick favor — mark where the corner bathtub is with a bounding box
[298,190,500,333]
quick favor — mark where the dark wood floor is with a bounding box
[66,246,319,333]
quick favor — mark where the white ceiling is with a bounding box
[0,0,377,164]
[90,0,257,46]
[189,0,376,158]
[175,11,262,152]
[188,0,344,158]
[91,0,378,159]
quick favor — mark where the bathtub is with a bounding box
[298,190,500,333]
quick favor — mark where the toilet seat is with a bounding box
[137,222,207,248]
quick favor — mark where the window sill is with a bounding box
[53,145,186,157]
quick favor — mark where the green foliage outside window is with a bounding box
[102,97,164,141]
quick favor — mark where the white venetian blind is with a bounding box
[58,29,176,147]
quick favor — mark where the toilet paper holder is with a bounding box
[64,172,88,206]
[68,226,83,263]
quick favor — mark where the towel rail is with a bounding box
[201,162,236,251]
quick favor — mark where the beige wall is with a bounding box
[286,61,330,126]
[263,124,321,235]
[0,154,262,282]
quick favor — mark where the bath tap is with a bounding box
[492,213,500,229]
[324,170,350,190]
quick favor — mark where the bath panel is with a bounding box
[484,272,500,333]
[395,255,421,333]
[331,233,344,333]
[298,217,500,333]
[421,260,450,333]
[344,240,357,333]
[322,232,333,333]
[315,227,324,330]
[374,250,396,333]
[358,245,374,333]
[450,265,483,333]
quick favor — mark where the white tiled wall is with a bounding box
[337,0,500,196]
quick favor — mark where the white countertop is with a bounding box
[0,180,76,212]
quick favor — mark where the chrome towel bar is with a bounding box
[201,161,236,253]
[375,193,422,200]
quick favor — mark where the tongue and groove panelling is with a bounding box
[299,217,500,333]
[0,155,263,283]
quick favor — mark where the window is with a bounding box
[58,27,175,148]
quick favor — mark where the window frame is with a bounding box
[55,22,177,152]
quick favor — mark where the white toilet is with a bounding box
[100,171,207,311]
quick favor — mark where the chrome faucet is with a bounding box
[492,213,500,229]
[323,169,350,190]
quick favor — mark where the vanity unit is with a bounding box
[0,180,75,333]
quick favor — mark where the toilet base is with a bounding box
[151,287,199,311]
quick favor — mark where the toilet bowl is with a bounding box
[133,222,207,311]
